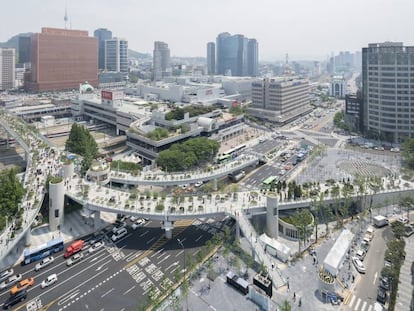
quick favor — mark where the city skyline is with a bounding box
[1,0,414,61]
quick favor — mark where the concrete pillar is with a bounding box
[213,178,218,191]
[24,229,31,247]
[266,194,279,239]
[49,178,65,231]
[62,162,74,179]
[161,220,174,239]
[94,210,101,230]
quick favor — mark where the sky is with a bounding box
[1,0,414,61]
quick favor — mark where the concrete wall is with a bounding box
[49,179,65,231]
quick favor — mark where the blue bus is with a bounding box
[22,237,64,265]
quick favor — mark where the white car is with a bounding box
[0,269,13,282]
[355,250,366,261]
[352,257,366,274]
[66,253,84,266]
[41,274,58,288]
[194,181,203,187]
[35,256,55,271]
[88,241,104,254]
[112,222,127,233]
[399,217,409,224]
[132,218,145,230]
[0,274,22,289]
[129,215,138,222]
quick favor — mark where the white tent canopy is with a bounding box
[323,229,354,276]
[260,234,291,263]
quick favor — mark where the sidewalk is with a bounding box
[395,235,414,310]
[0,210,116,268]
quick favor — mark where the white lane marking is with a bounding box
[367,305,373,311]
[96,260,111,271]
[360,301,367,311]
[373,272,378,285]
[151,248,164,258]
[101,288,115,298]
[158,254,171,265]
[140,230,149,237]
[146,237,156,244]
[157,252,167,260]
[175,250,184,258]
[349,295,356,308]
[195,235,203,242]
[123,285,136,295]
[165,261,179,272]
[354,297,361,310]
[125,251,143,263]
[57,290,80,306]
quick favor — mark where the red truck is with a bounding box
[64,240,84,258]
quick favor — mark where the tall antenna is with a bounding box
[64,7,68,29]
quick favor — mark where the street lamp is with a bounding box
[177,238,188,311]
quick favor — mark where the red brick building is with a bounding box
[25,27,98,92]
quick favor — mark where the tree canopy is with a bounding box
[65,123,98,173]
[402,138,414,169]
[156,137,220,172]
[0,168,25,230]
[164,105,216,121]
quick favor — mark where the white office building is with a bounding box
[105,38,128,73]
[0,48,15,90]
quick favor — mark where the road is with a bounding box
[0,217,231,311]
[344,226,392,311]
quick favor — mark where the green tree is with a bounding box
[280,300,292,311]
[0,168,25,230]
[402,138,414,169]
[391,221,406,240]
[291,209,313,252]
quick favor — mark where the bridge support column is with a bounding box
[24,230,31,247]
[213,178,218,191]
[94,210,101,230]
[49,179,65,232]
[161,220,174,239]
[266,194,279,239]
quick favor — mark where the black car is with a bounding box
[377,287,387,304]
[380,277,390,291]
[3,289,27,309]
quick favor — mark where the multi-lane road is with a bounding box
[0,216,233,311]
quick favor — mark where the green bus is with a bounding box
[262,176,278,189]
[216,154,231,164]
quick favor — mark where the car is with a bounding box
[35,256,54,271]
[89,232,105,244]
[3,289,27,309]
[66,253,83,266]
[0,274,22,290]
[129,215,138,222]
[398,216,409,224]
[352,257,366,274]
[112,222,127,233]
[0,269,13,283]
[88,241,104,254]
[111,227,128,241]
[41,274,58,288]
[132,218,146,230]
[279,169,286,176]
[10,278,34,295]
[356,250,366,261]
[384,260,392,268]
[194,181,203,187]
[379,277,390,291]
[377,286,387,304]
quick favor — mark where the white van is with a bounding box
[111,228,127,241]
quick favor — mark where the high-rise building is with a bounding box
[153,41,170,81]
[104,38,128,73]
[247,39,258,77]
[215,32,258,77]
[0,48,16,90]
[25,27,98,92]
[362,42,414,142]
[207,42,215,75]
[94,28,112,70]
[247,77,311,124]
[18,36,31,64]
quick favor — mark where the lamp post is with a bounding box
[177,238,188,311]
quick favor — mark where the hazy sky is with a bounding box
[1,0,413,61]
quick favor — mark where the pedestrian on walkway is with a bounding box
[293,292,296,302]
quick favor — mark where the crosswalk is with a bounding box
[347,295,375,311]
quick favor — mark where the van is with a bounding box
[111,228,127,242]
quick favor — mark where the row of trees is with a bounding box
[0,168,25,231]
[65,123,98,174]
[402,138,414,169]
[157,137,220,172]
[333,110,350,132]
[165,105,216,121]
